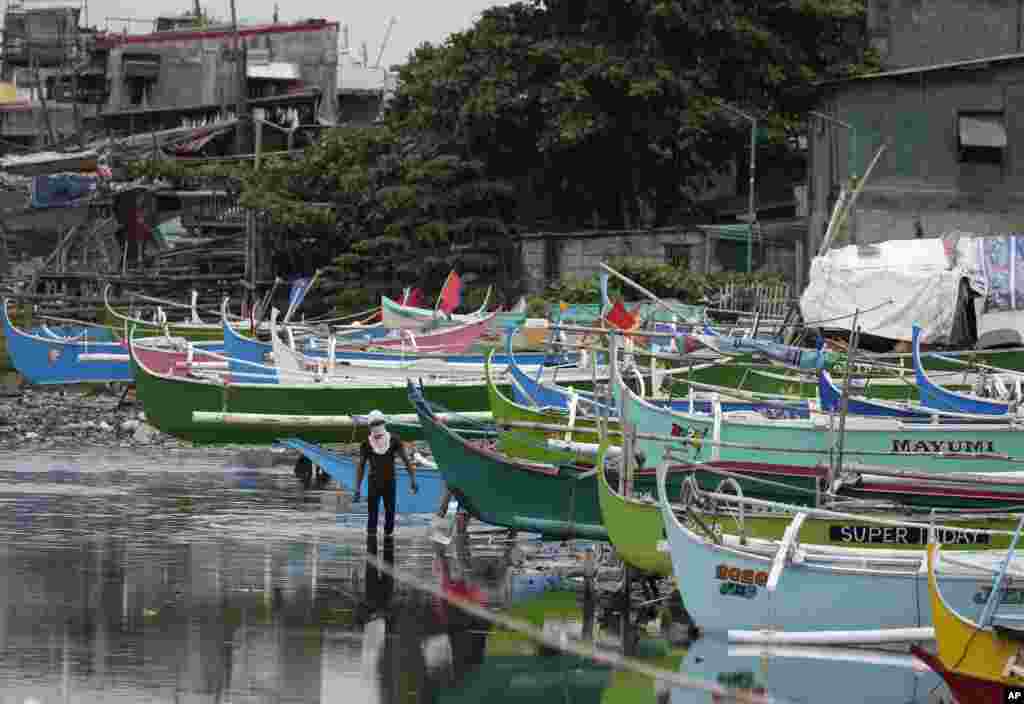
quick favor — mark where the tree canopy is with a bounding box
[138,0,878,307]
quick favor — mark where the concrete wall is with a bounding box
[809,61,1024,253]
[102,23,338,122]
[868,0,1024,69]
[517,228,806,293]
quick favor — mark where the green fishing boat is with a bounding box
[412,381,689,540]
[103,285,239,343]
[129,333,510,445]
[612,342,1024,477]
[663,354,979,402]
[486,353,608,464]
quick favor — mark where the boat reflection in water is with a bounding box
[670,634,946,703]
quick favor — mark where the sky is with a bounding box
[83,0,514,69]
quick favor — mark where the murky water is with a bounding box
[0,448,953,703]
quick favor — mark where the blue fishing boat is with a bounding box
[817,368,933,418]
[698,323,845,371]
[913,324,1013,416]
[276,437,445,513]
[654,462,1024,633]
[39,324,116,343]
[507,349,809,418]
[2,298,132,384]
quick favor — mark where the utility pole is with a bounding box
[229,0,248,155]
[715,99,758,273]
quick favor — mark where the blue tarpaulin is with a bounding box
[30,173,97,209]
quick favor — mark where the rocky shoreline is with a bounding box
[0,384,307,469]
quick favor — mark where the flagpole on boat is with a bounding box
[283,268,321,324]
[831,310,861,491]
[434,270,452,314]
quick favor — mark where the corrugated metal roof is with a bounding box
[821,52,1024,85]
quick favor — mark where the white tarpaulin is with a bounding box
[800,234,984,344]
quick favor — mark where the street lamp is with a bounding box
[714,98,758,273]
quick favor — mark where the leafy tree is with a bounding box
[385,0,879,229]
[133,0,878,311]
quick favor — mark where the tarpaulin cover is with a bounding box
[799,235,984,344]
[30,173,97,209]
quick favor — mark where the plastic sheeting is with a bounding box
[29,173,97,209]
[799,235,985,344]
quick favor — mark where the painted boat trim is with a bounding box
[913,324,1011,416]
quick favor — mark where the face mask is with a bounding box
[369,425,390,455]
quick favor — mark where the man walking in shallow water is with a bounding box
[353,410,418,537]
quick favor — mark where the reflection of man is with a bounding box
[354,410,418,537]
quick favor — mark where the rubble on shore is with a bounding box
[0,384,302,468]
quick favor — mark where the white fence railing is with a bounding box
[715,281,794,319]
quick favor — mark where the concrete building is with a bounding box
[94,19,339,132]
[867,0,1024,69]
[807,54,1024,255]
[0,13,341,144]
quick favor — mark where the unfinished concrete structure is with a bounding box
[808,55,1024,252]
[95,19,339,133]
[0,11,344,145]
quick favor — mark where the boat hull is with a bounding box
[3,299,131,384]
[615,351,1024,476]
[596,458,1024,578]
[131,348,506,445]
[657,481,1024,632]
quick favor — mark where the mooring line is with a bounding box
[361,550,788,704]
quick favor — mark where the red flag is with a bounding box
[406,287,425,309]
[604,300,640,331]
[437,272,463,315]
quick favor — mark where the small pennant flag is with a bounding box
[604,300,640,331]
[437,271,463,315]
[406,287,425,309]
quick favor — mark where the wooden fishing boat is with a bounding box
[817,368,936,418]
[696,324,846,371]
[653,462,1024,633]
[817,367,1006,421]
[2,298,132,384]
[2,298,222,384]
[276,438,446,511]
[128,329,511,446]
[268,316,573,381]
[595,453,1024,578]
[913,324,1016,416]
[611,338,1024,477]
[411,382,682,540]
[408,380,610,540]
[917,541,1024,702]
[505,350,809,419]
[381,290,491,330]
[103,284,238,342]
[221,306,549,379]
[130,338,228,377]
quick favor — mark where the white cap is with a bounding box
[367,409,386,426]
